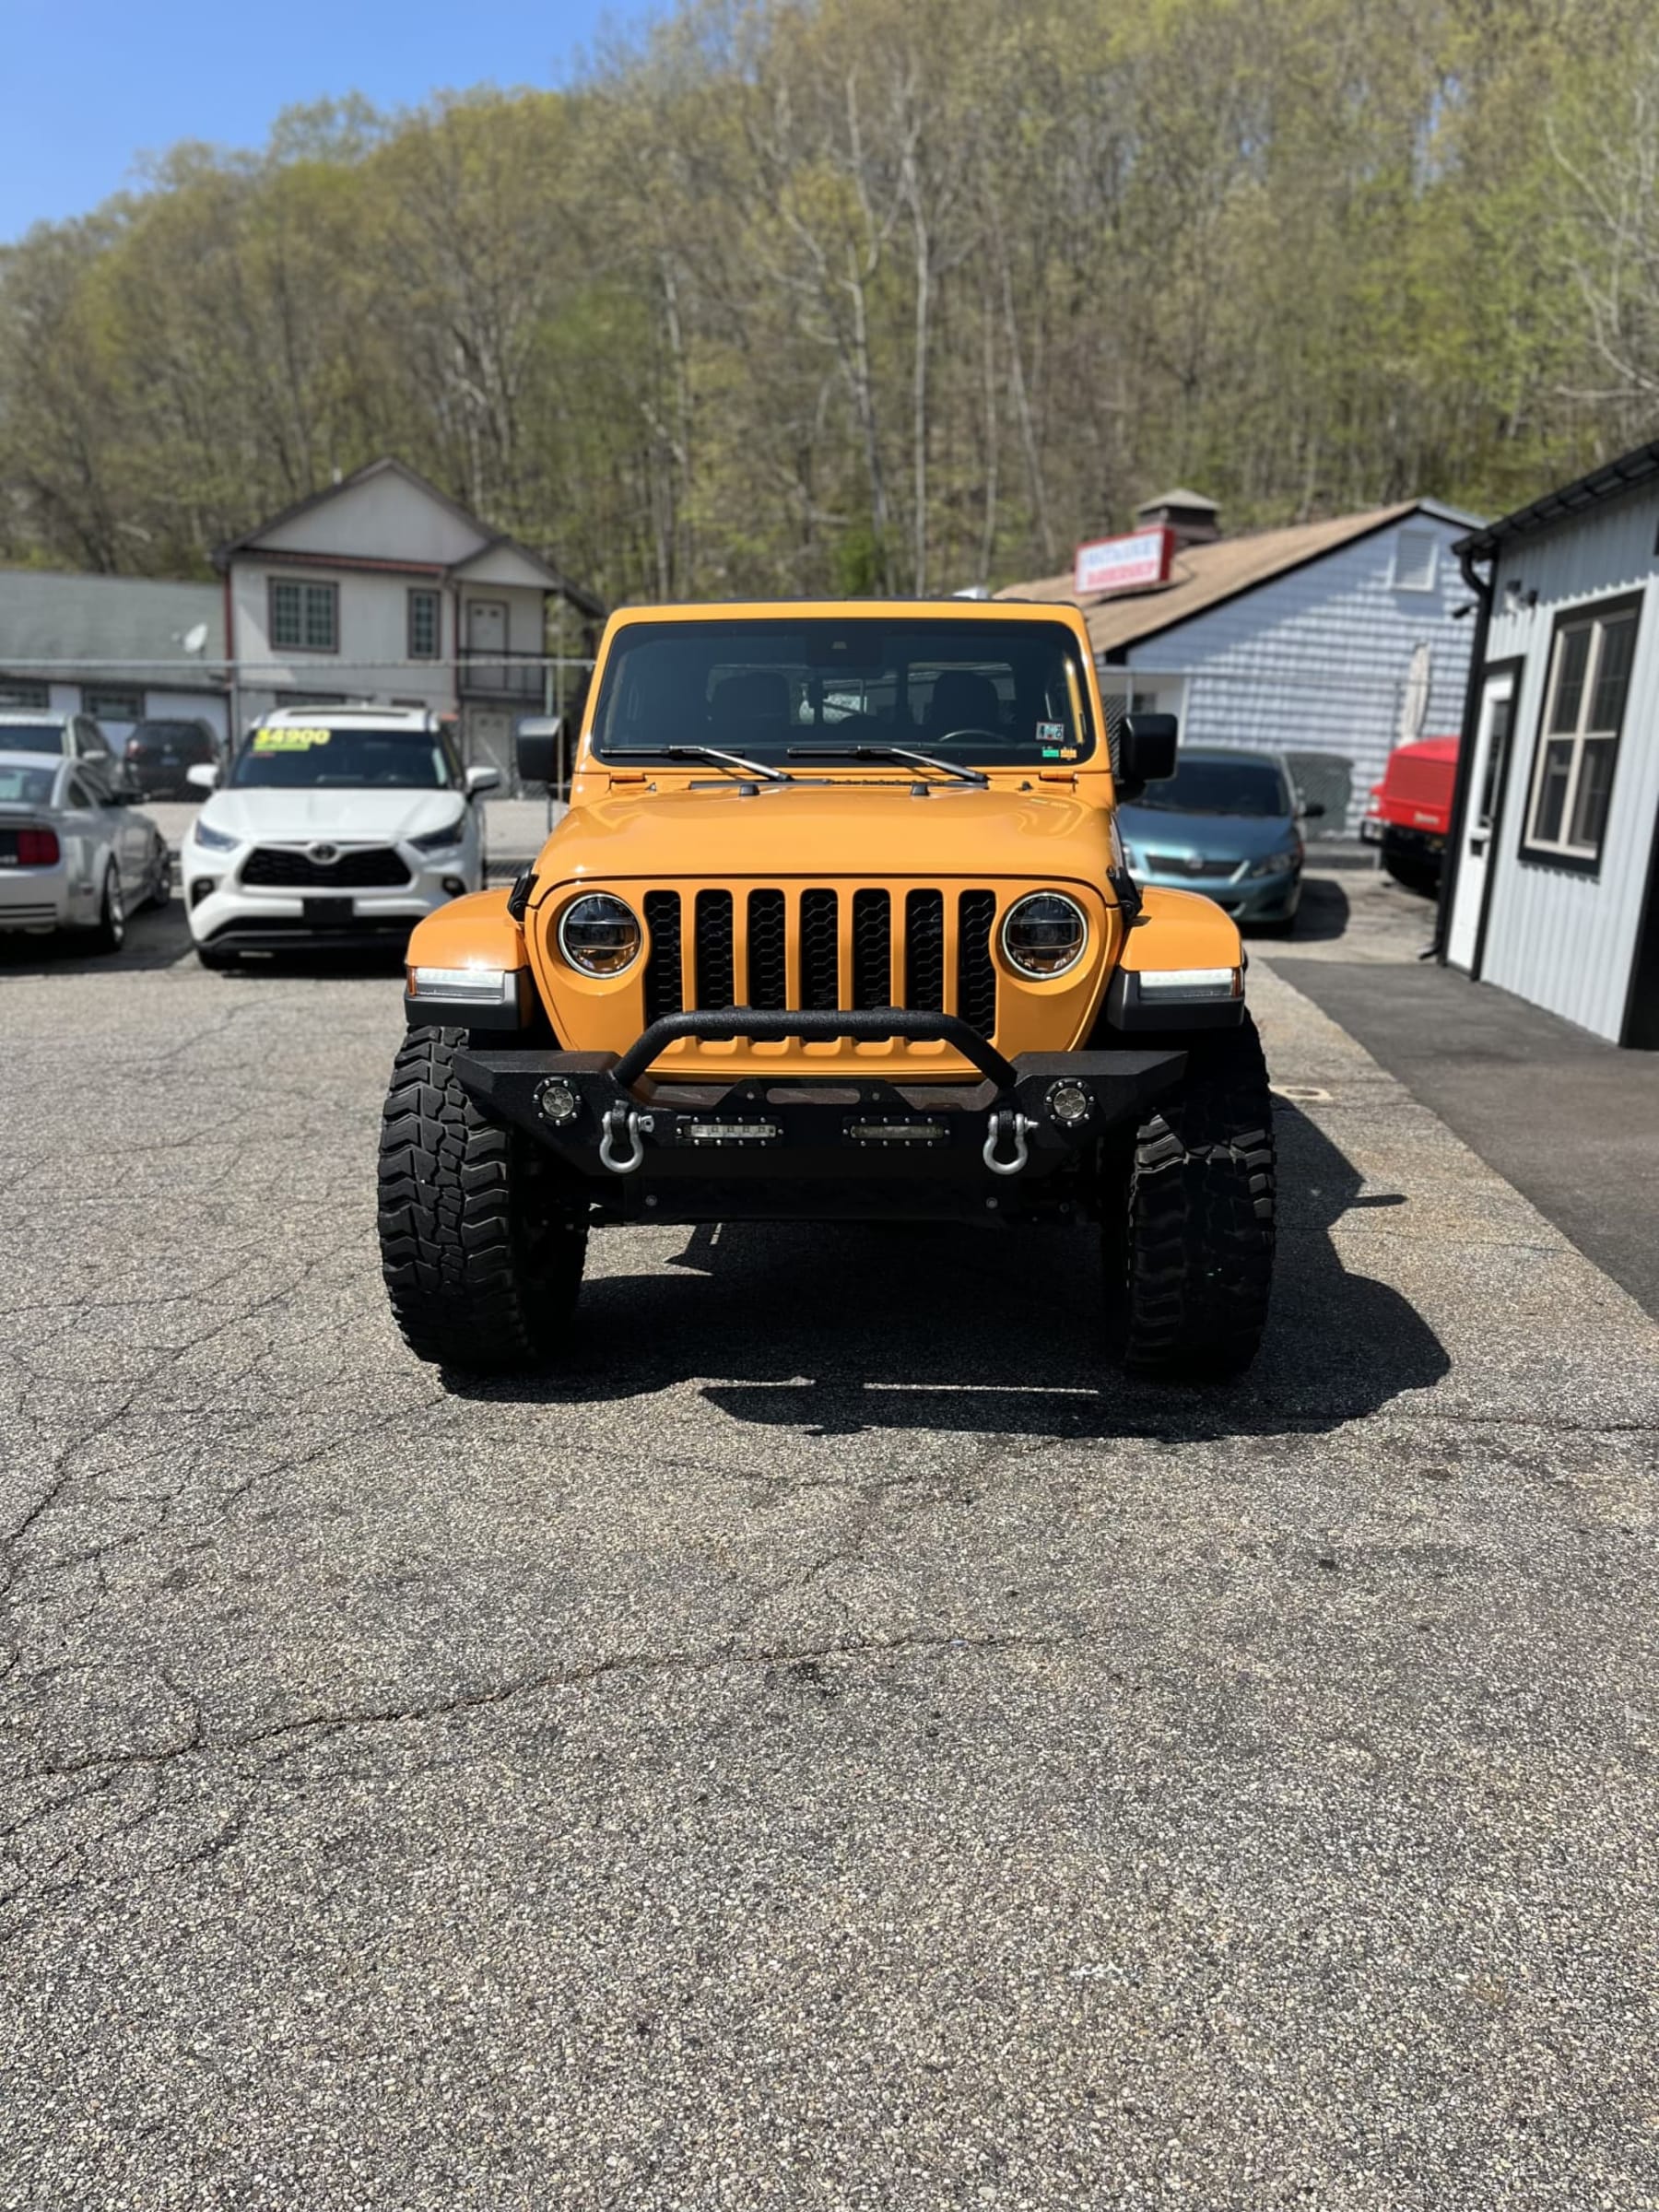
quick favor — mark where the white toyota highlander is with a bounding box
[183,704,500,968]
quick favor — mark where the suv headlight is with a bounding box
[411,818,467,853]
[558,892,641,976]
[1001,891,1088,979]
[1246,847,1300,878]
[191,817,238,853]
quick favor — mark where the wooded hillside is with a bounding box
[3,0,1657,604]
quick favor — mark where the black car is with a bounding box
[124,718,226,800]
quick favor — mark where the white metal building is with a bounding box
[0,570,228,743]
[1441,443,1659,1049]
[1002,491,1483,832]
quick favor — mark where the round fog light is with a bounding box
[441,876,466,898]
[536,1078,580,1126]
[1047,1079,1092,1125]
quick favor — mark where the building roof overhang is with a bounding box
[1455,440,1659,559]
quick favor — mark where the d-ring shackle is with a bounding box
[982,1108,1032,1177]
[599,1104,646,1175]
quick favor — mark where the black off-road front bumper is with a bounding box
[453,1008,1185,1225]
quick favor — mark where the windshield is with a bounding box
[1134,756,1291,817]
[592,618,1095,769]
[0,763,57,806]
[0,724,67,757]
[229,724,457,790]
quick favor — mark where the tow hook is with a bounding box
[982,1108,1033,1177]
[599,1103,647,1175]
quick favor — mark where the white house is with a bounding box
[1001,490,1484,832]
[215,458,603,782]
[1441,441,1659,1049]
[0,570,228,743]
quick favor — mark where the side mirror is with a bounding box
[1300,800,1326,820]
[186,762,219,792]
[1117,712,1179,799]
[515,714,563,786]
[465,764,502,796]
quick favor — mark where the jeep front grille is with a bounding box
[642,887,1000,1038]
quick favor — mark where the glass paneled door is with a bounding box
[1446,662,1518,973]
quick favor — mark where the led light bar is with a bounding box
[847,1121,948,1143]
[407,965,522,1004]
[1135,966,1242,1004]
[684,1121,781,1143]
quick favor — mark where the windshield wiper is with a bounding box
[786,744,988,788]
[604,745,793,783]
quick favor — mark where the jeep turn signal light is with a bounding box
[1135,966,1243,1004]
[407,965,522,1005]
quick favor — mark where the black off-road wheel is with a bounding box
[1103,1013,1276,1380]
[378,1026,587,1373]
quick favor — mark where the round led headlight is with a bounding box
[558,892,641,976]
[1001,891,1088,979]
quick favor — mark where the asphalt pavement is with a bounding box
[2,897,1657,2209]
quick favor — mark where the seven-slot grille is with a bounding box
[241,845,410,889]
[640,888,1001,1039]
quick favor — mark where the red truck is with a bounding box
[1362,735,1458,895]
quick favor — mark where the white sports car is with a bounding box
[0,749,171,952]
[183,705,499,968]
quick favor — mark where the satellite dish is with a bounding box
[182,622,209,656]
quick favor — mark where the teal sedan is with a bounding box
[1117,747,1323,932]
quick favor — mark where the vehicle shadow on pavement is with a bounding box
[1250,876,1350,944]
[453,1103,1449,1440]
[0,902,193,974]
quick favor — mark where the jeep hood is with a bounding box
[200,788,466,844]
[539,781,1110,887]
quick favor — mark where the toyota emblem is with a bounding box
[1184,854,1203,874]
[310,841,339,864]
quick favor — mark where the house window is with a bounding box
[0,677,48,709]
[269,577,338,653]
[1391,529,1439,592]
[1522,595,1641,870]
[84,687,145,724]
[407,588,441,661]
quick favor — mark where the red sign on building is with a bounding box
[1073,526,1176,598]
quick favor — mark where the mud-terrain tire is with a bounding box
[378,1025,586,1373]
[1104,1013,1275,1380]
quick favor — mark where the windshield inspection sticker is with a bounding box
[252,726,333,752]
[1036,721,1068,758]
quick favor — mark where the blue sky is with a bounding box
[2,0,664,241]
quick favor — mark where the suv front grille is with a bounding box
[241,844,409,889]
[641,887,1000,1039]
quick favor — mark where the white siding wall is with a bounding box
[1118,513,1475,831]
[1473,489,1659,1044]
[260,473,483,567]
[146,689,229,740]
[229,563,454,715]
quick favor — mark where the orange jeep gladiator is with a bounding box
[379,602,1275,1379]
